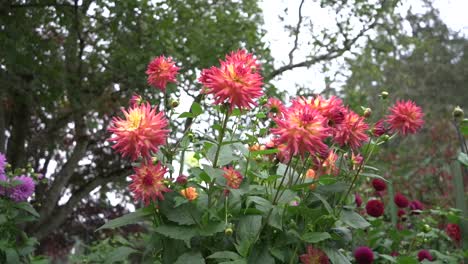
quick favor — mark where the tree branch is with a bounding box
[288,0,306,65]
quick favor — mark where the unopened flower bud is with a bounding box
[225,223,234,236]
[171,100,179,108]
[259,97,268,106]
[423,224,431,233]
[176,175,188,185]
[380,91,389,100]
[363,108,372,118]
[381,135,390,142]
[452,106,464,122]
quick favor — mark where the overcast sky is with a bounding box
[260,0,468,94]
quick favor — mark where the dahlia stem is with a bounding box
[213,110,230,168]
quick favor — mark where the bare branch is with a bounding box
[288,0,306,65]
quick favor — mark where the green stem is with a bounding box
[213,111,230,168]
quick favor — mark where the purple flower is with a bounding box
[0,152,6,172]
[9,176,35,202]
[354,246,374,264]
[0,172,7,196]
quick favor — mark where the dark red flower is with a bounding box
[354,246,374,264]
[409,200,424,214]
[175,175,188,185]
[366,199,384,217]
[445,223,461,244]
[355,193,363,207]
[371,178,387,191]
[372,119,386,137]
[394,193,409,208]
[417,249,433,262]
[397,209,406,218]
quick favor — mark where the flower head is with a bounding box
[355,193,363,207]
[199,50,263,110]
[354,246,374,264]
[397,209,407,219]
[394,193,409,208]
[130,94,143,107]
[372,119,386,137]
[180,187,198,201]
[266,97,285,117]
[351,152,363,170]
[333,109,369,149]
[271,99,330,159]
[175,175,188,185]
[319,150,339,176]
[108,103,169,161]
[308,95,346,126]
[417,249,433,261]
[146,55,180,91]
[129,162,170,205]
[366,199,384,217]
[386,100,424,135]
[409,200,424,214]
[299,245,330,264]
[305,169,318,190]
[0,152,6,173]
[445,223,461,244]
[223,167,243,189]
[371,178,387,192]
[9,176,35,202]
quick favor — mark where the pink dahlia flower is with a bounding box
[199,50,263,110]
[108,103,169,161]
[146,55,180,91]
[129,162,170,205]
[386,100,424,135]
[333,109,369,149]
[271,99,330,159]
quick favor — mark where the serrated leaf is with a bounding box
[97,208,150,231]
[191,102,203,117]
[174,251,205,264]
[340,209,370,229]
[14,202,40,218]
[208,251,242,260]
[154,225,197,247]
[302,232,331,243]
[104,246,137,264]
[457,152,468,166]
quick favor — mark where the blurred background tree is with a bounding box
[2,0,448,259]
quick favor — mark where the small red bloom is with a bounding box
[372,119,386,137]
[333,109,369,149]
[354,246,374,264]
[271,99,330,159]
[394,193,409,208]
[386,100,424,135]
[417,249,433,261]
[445,223,461,244]
[305,95,346,126]
[351,152,363,170]
[397,209,407,219]
[130,94,143,107]
[199,50,263,110]
[129,162,170,205]
[409,200,424,214]
[355,193,363,207]
[366,199,384,217]
[146,55,180,91]
[266,97,286,117]
[175,175,188,185]
[299,245,330,264]
[371,178,387,192]
[223,167,243,189]
[108,103,170,161]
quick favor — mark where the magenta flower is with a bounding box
[9,176,35,202]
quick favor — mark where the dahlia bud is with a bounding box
[363,108,372,118]
[422,224,431,233]
[452,106,464,122]
[170,100,180,108]
[259,97,268,106]
[176,175,188,185]
[380,91,389,99]
[225,223,234,236]
[381,135,390,142]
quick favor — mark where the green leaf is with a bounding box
[104,246,137,264]
[163,203,197,226]
[460,118,468,136]
[154,225,198,247]
[340,209,370,229]
[396,256,419,264]
[191,102,203,117]
[208,251,242,260]
[323,248,351,264]
[14,202,40,218]
[5,248,19,264]
[302,232,331,243]
[198,222,225,236]
[179,112,194,118]
[246,196,272,213]
[457,152,468,166]
[174,251,205,264]
[250,148,278,156]
[360,172,389,182]
[236,215,262,246]
[97,208,150,231]
[311,193,333,214]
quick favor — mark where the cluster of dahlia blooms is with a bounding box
[0,153,36,202]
